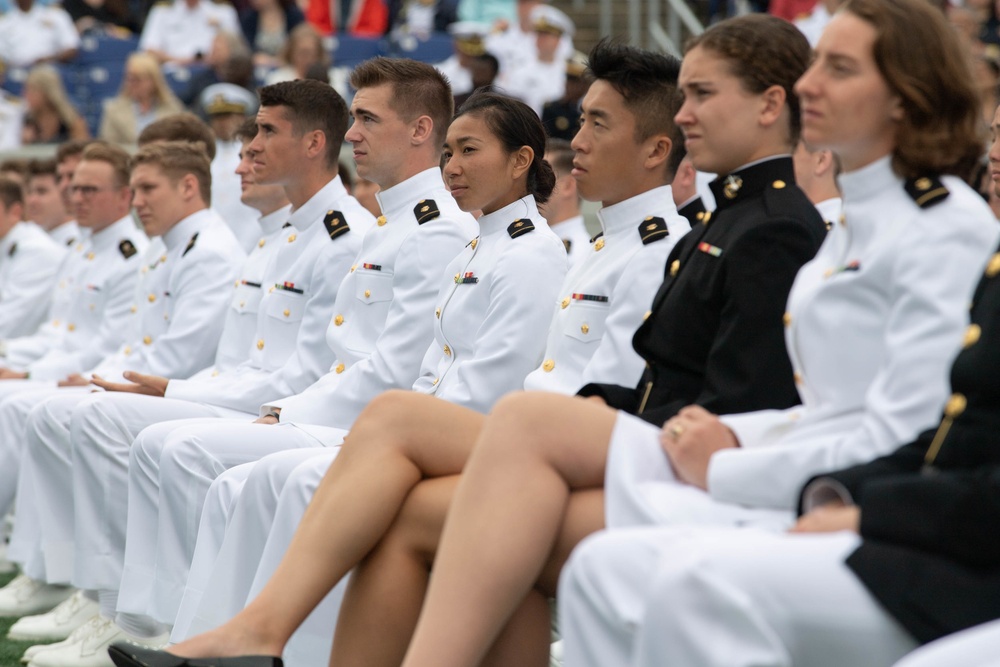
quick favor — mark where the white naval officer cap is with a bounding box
[530,5,574,37]
[448,21,491,56]
[199,83,259,117]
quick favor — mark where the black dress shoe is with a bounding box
[108,643,283,667]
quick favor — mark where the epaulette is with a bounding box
[639,216,669,245]
[282,222,292,228]
[324,210,350,240]
[508,218,535,239]
[415,199,440,224]
[589,231,604,244]
[905,176,950,209]
[562,238,572,253]
[182,232,199,257]
[119,239,137,259]
[7,243,16,257]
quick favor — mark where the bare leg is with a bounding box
[399,391,617,667]
[167,391,486,659]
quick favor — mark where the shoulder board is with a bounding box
[508,218,535,239]
[639,216,669,245]
[282,222,292,228]
[119,239,137,259]
[182,232,199,257]
[152,1,171,7]
[324,210,350,241]
[414,199,441,225]
[7,243,16,257]
[589,231,604,244]
[905,176,950,209]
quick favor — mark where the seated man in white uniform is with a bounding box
[139,0,239,65]
[113,58,478,638]
[164,42,689,667]
[0,0,79,68]
[0,177,66,338]
[542,138,589,268]
[13,82,373,664]
[0,144,147,541]
[0,141,246,665]
[26,156,78,248]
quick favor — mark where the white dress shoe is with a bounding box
[26,615,169,667]
[0,575,75,617]
[9,591,101,641]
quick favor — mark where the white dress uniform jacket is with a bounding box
[551,214,591,270]
[46,220,79,247]
[411,195,566,413]
[88,208,245,382]
[0,222,66,338]
[0,2,78,67]
[11,216,147,380]
[265,167,478,430]
[524,186,687,395]
[211,140,264,255]
[139,0,240,62]
[167,177,375,411]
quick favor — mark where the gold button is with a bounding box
[334,314,344,326]
[443,345,452,356]
[783,312,792,327]
[454,273,461,282]
[364,289,371,298]
[794,372,802,384]
[986,253,1000,278]
[124,345,132,355]
[335,363,346,374]
[143,335,152,345]
[350,265,356,273]
[945,393,967,418]
[86,252,95,260]
[432,377,439,385]
[160,255,167,263]
[53,319,60,326]
[839,214,846,227]
[435,308,441,318]
[643,310,651,321]
[377,216,387,227]
[258,238,266,248]
[580,324,590,334]
[695,211,705,222]
[964,323,981,348]
[772,180,786,189]
[823,268,834,279]
[130,305,137,313]
[148,293,156,303]
[211,370,219,377]
[89,304,95,311]
[287,234,297,243]
[283,308,291,317]
[239,300,246,308]
[470,238,478,250]
[542,359,555,372]
[67,323,76,331]
[670,260,680,277]
[234,280,239,288]
[561,297,570,309]
[594,239,605,251]
[702,211,712,225]
[257,339,265,350]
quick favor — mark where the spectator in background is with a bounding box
[199,82,262,253]
[388,0,459,39]
[182,31,255,107]
[99,52,185,146]
[264,23,349,97]
[139,0,240,65]
[302,0,387,35]
[452,52,497,108]
[239,0,304,67]
[435,21,490,99]
[541,137,589,267]
[0,158,29,189]
[0,87,24,152]
[769,0,818,22]
[63,0,140,34]
[486,0,572,85]
[20,65,89,145]
[457,0,515,25]
[0,0,79,68]
[794,0,844,46]
[502,4,572,115]
[542,49,592,141]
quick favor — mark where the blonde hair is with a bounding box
[25,65,84,130]
[281,23,329,69]
[120,52,183,109]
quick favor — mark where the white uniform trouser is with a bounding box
[560,527,918,667]
[118,420,328,624]
[893,620,1000,667]
[70,392,251,595]
[178,448,346,667]
[0,381,57,520]
[6,388,91,583]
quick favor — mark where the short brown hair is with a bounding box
[0,177,24,208]
[350,57,453,147]
[687,14,810,147]
[258,79,348,168]
[138,113,217,161]
[545,138,575,176]
[234,117,258,143]
[27,158,58,180]
[843,0,983,178]
[81,142,132,189]
[55,139,89,165]
[131,141,213,205]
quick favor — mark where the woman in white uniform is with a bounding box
[556,1,1000,665]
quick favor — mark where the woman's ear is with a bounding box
[511,145,534,180]
[759,84,788,129]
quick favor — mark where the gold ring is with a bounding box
[669,424,685,438]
